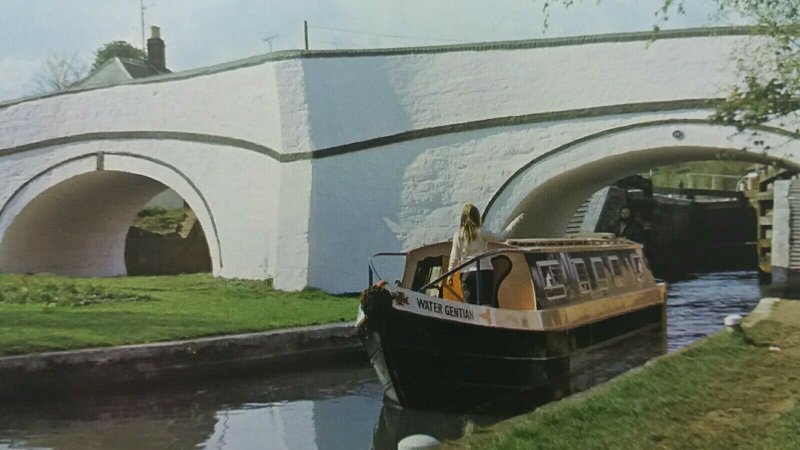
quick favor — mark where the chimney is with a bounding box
[147,26,166,71]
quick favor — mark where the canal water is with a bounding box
[0,271,762,450]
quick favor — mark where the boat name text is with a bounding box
[415,298,475,320]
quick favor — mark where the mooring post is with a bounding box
[398,434,441,449]
[724,314,743,333]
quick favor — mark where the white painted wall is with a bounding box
[0,140,283,281]
[2,29,798,292]
[0,61,293,152]
[0,169,165,276]
[0,58,296,284]
[305,114,800,292]
[299,35,753,150]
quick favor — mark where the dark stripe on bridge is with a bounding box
[0,99,726,162]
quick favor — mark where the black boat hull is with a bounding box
[358,287,665,412]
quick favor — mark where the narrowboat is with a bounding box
[356,236,667,412]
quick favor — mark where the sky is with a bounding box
[1,0,743,102]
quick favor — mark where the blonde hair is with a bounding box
[459,203,482,243]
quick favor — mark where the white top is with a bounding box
[448,215,523,272]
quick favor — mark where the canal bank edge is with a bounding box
[446,297,800,449]
[0,322,361,399]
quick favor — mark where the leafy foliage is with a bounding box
[708,1,800,129]
[713,76,800,130]
[650,160,754,189]
[541,0,800,130]
[92,41,146,70]
[133,207,194,236]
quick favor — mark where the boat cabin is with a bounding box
[402,237,654,311]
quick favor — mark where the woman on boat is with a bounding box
[448,204,524,306]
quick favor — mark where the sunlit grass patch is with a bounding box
[0,273,358,356]
[0,275,151,307]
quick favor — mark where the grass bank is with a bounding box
[0,274,357,356]
[449,300,800,449]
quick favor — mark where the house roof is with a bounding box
[117,57,171,78]
[71,56,170,89]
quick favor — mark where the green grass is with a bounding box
[0,274,358,356]
[449,301,800,449]
[133,206,195,236]
[648,161,753,190]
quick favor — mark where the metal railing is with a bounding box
[368,252,407,286]
[417,248,540,295]
[506,237,636,248]
[367,249,505,306]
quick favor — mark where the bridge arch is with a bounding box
[483,120,800,238]
[0,151,222,277]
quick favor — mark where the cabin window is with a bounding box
[608,256,625,287]
[536,260,567,301]
[630,255,644,282]
[423,266,443,296]
[590,257,609,290]
[572,259,592,293]
[411,256,445,296]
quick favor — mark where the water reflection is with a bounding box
[201,397,379,450]
[0,272,762,450]
[0,366,382,450]
[372,404,502,450]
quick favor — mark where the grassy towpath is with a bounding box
[449,300,800,449]
[0,274,358,356]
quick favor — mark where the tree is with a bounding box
[32,52,87,93]
[703,1,800,130]
[32,40,147,94]
[542,0,800,131]
[92,41,146,70]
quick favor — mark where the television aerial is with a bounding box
[263,34,279,52]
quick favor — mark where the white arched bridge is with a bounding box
[1,26,798,293]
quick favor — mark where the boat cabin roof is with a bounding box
[405,236,641,262]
